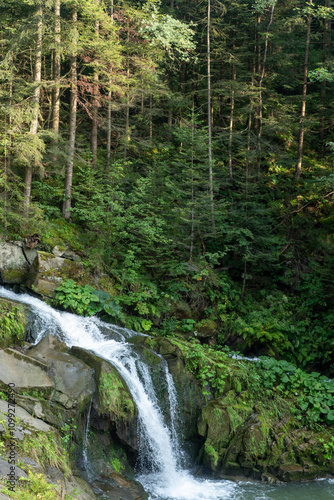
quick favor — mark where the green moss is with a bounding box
[99,370,136,421]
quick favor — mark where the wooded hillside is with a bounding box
[1,0,334,375]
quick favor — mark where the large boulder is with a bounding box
[0,242,38,285]
[26,335,95,425]
[0,348,54,394]
[31,251,87,297]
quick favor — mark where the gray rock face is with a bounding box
[0,242,37,285]
[28,335,95,412]
[0,399,51,434]
[0,349,54,391]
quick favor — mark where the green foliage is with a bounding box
[0,301,26,348]
[60,419,77,447]
[55,279,123,320]
[20,432,71,475]
[255,357,334,427]
[1,471,77,500]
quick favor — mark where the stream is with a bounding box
[1,286,334,499]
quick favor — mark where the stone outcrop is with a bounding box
[0,242,38,285]
[31,251,87,297]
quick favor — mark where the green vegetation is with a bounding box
[1,0,334,448]
[55,279,123,320]
[170,338,334,429]
[20,432,71,476]
[0,301,26,348]
[1,471,78,500]
[98,370,136,421]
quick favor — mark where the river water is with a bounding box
[1,286,334,499]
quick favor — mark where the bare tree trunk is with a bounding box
[63,9,77,220]
[24,3,43,219]
[106,0,114,173]
[91,0,100,168]
[257,3,275,171]
[149,95,153,144]
[228,62,236,179]
[320,0,331,154]
[52,0,61,141]
[207,0,215,229]
[295,1,312,181]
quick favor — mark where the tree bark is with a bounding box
[91,0,100,169]
[228,62,236,179]
[295,2,312,181]
[257,3,275,171]
[320,0,331,154]
[52,0,61,140]
[106,0,114,173]
[207,0,215,229]
[24,2,43,219]
[63,9,77,220]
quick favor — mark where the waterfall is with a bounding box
[82,396,93,475]
[0,286,237,499]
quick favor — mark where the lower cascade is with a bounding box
[1,286,334,500]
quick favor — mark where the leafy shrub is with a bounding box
[54,279,123,320]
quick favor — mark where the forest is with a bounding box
[1,0,334,377]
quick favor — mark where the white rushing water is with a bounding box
[1,286,334,500]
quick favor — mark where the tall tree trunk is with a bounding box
[295,1,312,181]
[106,0,114,173]
[63,9,77,220]
[91,0,100,169]
[207,0,215,229]
[24,3,43,219]
[52,0,61,141]
[257,3,275,171]
[228,62,236,179]
[320,0,331,154]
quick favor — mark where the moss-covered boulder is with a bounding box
[31,251,88,298]
[0,242,38,286]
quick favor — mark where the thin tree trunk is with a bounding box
[149,95,153,143]
[24,3,43,219]
[320,0,331,154]
[295,2,312,181]
[52,0,61,141]
[189,106,195,262]
[207,0,215,229]
[91,0,100,168]
[106,0,114,173]
[63,9,77,220]
[257,3,275,171]
[228,62,236,179]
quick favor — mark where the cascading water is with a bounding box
[2,286,334,500]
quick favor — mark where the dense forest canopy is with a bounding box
[1,0,334,374]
